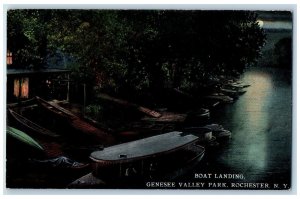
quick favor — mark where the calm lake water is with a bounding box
[181,66,292,189]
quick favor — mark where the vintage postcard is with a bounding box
[5,7,294,191]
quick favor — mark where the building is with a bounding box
[7,68,70,103]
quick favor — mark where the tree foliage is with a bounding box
[7,9,266,96]
[7,10,53,69]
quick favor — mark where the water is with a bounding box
[183,67,292,189]
[261,21,292,30]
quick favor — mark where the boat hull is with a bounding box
[35,96,115,145]
[7,108,60,138]
[90,132,205,181]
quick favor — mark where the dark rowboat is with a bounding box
[35,96,77,119]
[35,96,115,145]
[97,93,162,118]
[90,131,205,180]
[7,108,60,138]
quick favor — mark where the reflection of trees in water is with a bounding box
[274,37,292,69]
[258,30,292,70]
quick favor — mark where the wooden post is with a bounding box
[18,78,22,99]
[83,83,86,117]
[67,74,70,102]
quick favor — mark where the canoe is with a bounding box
[7,126,90,170]
[97,93,162,118]
[35,96,115,145]
[6,125,64,158]
[35,96,77,120]
[6,126,44,151]
[90,131,204,180]
[7,108,60,138]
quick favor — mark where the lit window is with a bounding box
[14,78,29,98]
[7,51,13,65]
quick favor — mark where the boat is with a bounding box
[97,93,162,118]
[171,88,220,109]
[6,126,44,151]
[201,98,220,109]
[67,172,106,188]
[183,127,219,147]
[196,108,210,117]
[89,131,205,181]
[69,142,204,188]
[30,156,89,170]
[130,122,176,133]
[227,82,250,89]
[204,93,234,103]
[35,96,77,119]
[183,127,213,142]
[6,125,64,158]
[140,111,187,123]
[220,88,246,96]
[116,122,176,142]
[7,108,60,138]
[7,125,91,171]
[7,97,37,108]
[203,124,232,139]
[213,129,231,139]
[35,96,115,145]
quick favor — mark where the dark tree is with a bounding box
[7,10,266,100]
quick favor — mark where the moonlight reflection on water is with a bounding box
[189,67,292,186]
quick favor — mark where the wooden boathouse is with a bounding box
[7,68,70,103]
